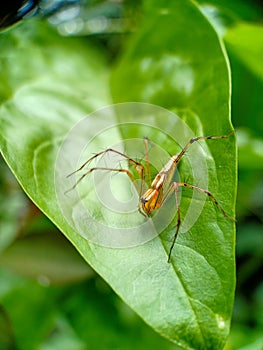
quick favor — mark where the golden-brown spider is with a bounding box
[67,130,235,262]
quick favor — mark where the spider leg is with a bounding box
[167,182,181,262]
[65,167,140,194]
[67,148,145,179]
[66,148,146,195]
[177,181,235,221]
[143,136,151,187]
[167,180,235,262]
[174,131,234,165]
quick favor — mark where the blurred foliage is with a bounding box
[0,0,262,349]
[217,2,263,350]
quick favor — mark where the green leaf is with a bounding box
[0,2,236,349]
[110,0,236,348]
[111,1,231,130]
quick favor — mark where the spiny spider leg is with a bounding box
[167,181,235,262]
[174,131,234,165]
[66,148,146,195]
[143,136,152,186]
[67,148,145,178]
[167,183,181,262]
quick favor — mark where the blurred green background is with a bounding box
[0,0,263,349]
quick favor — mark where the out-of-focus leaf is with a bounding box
[0,232,93,285]
[0,269,177,350]
[0,305,15,350]
[197,0,263,22]
[61,279,178,350]
[39,317,86,350]
[224,23,263,80]
[0,274,57,350]
[237,129,263,170]
[0,157,27,252]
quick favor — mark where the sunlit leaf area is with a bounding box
[0,1,262,349]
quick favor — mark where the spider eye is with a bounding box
[0,0,39,30]
[140,197,148,204]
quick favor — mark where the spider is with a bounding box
[67,130,235,262]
